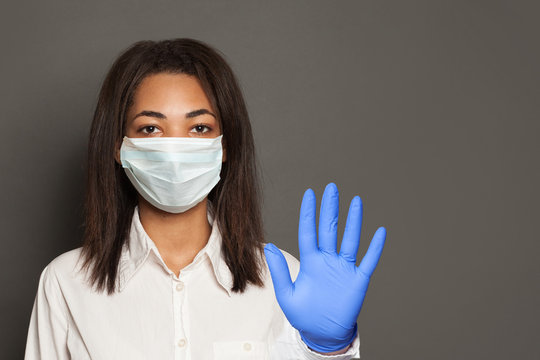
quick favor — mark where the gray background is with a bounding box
[1,0,538,359]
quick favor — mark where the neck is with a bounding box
[137,196,212,275]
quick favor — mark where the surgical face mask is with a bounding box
[120,135,223,213]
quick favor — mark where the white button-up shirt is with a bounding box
[24,206,361,359]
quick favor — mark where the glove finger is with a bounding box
[318,182,339,254]
[299,188,318,262]
[264,243,294,302]
[340,196,363,263]
[357,227,386,279]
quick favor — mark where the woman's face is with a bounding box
[117,72,225,208]
[124,73,221,139]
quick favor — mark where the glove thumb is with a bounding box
[264,243,294,303]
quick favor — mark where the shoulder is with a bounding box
[37,247,85,289]
[47,247,84,274]
[30,248,85,315]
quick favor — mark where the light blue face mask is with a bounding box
[120,135,223,213]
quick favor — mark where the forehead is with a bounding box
[131,73,213,110]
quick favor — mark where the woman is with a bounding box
[24,38,386,359]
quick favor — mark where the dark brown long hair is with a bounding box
[79,38,266,295]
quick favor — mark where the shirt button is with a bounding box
[176,282,184,291]
[177,339,186,347]
[243,342,252,351]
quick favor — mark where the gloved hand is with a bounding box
[264,183,386,353]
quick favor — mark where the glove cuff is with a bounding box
[300,323,358,353]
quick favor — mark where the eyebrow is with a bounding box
[132,109,216,121]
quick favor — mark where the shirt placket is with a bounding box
[171,271,190,360]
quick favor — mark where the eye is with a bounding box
[138,125,161,135]
[190,124,212,134]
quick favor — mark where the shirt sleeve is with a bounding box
[24,264,71,360]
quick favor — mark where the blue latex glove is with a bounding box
[264,183,386,353]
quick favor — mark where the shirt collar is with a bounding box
[117,204,233,297]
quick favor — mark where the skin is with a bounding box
[114,72,349,355]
